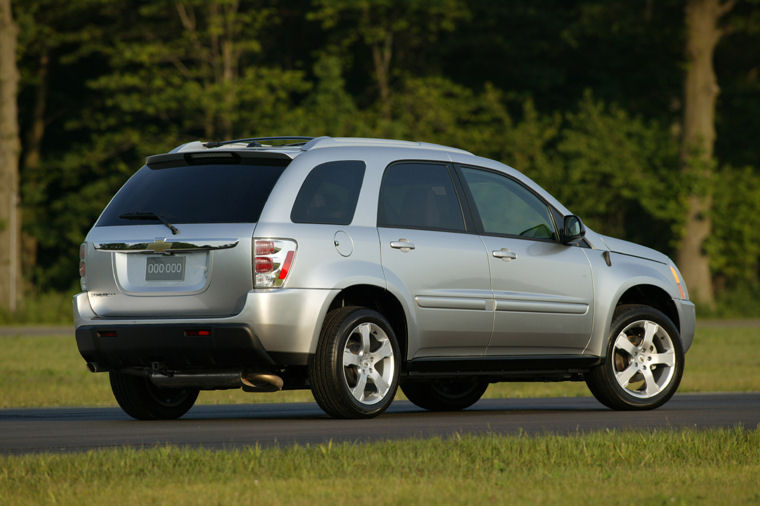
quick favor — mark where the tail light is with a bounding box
[79,242,87,291]
[253,239,297,288]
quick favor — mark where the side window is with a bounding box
[459,166,557,240]
[291,160,366,225]
[378,162,465,232]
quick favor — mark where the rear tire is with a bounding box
[401,378,488,411]
[109,371,199,420]
[309,306,400,419]
[586,305,684,410]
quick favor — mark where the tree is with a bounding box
[676,0,735,307]
[310,0,468,123]
[0,0,21,310]
[88,1,309,142]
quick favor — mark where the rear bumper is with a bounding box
[73,287,338,370]
[76,324,277,371]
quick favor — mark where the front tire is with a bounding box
[109,371,199,420]
[586,305,684,410]
[401,378,488,411]
[309,306,400,419]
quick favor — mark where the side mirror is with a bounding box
[562,215,585,244]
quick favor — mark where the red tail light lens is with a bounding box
[255,256,274,273]
[255,240,275,255]
[79,242,87,291]
[278,250,295,280]
[185,329,211,337]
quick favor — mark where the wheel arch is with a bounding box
[614,284,679,331]
[325,284,409,363]
[587,279,682,358]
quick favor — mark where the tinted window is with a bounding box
[460,166,557,240]
[378,162,465,232]
[96,161,286,226]
[291,161,366,225]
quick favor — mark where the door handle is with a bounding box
[492,249,517,260]
[390,239,415,251]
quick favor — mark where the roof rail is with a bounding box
[301,137,473,155]
[203,136,314,149]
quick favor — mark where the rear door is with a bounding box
[377,161,493,358]
[84,152,289,317]
[456,165,594,355]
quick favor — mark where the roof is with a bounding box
[169,136,473,157]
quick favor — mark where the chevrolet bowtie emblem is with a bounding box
[147,239,173,253]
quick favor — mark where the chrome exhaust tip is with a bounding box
[86,362,105,372]
[241,372,284,392]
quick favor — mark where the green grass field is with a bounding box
[1,429,758,505]
[0,324,757,408]
[1,325,758,505]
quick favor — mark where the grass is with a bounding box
[0,291,75,325]
[0,428,758,505]
[0,324,758,409]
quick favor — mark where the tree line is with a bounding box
[1,0,759,314]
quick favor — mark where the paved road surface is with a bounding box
[1,393,757,454]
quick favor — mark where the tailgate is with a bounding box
[84,223,256,318]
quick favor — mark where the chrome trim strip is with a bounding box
[94,239,239,254]
[494,299,588,314]
[415,296,488,311]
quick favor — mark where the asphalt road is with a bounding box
[1,393,757,455]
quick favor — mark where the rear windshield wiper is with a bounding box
[118,212,179,235]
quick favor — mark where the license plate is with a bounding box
[146,256,186,281]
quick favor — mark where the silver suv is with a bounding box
[74,136,695,420]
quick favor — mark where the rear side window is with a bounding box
[96,160,287,226]
[290,161,366,225]
[378,162,465,232]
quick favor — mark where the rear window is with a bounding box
[96,160,287,226]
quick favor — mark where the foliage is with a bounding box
[553,93,683,254]
[9,0,760,309]
[0,290,74,324]
[706,165,760,295]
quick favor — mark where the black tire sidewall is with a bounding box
[402,378,488,411]
[109,371,199,420]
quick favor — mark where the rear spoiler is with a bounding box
[146,151,292,169]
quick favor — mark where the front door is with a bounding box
[457,165,594,355]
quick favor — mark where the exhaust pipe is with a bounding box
[241,373,284,392]
[148,371,284,391]
[149,372,242,390]
[86,362,106,373]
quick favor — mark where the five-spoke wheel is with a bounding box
[586,305,684,410]
[342,321,395,405]
[611,320,677,398]
[310,306,400,418]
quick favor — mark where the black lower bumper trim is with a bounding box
[76,324,276,371]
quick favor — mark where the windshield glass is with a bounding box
[96,160,288,226]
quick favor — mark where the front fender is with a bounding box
[584,250,683,357]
